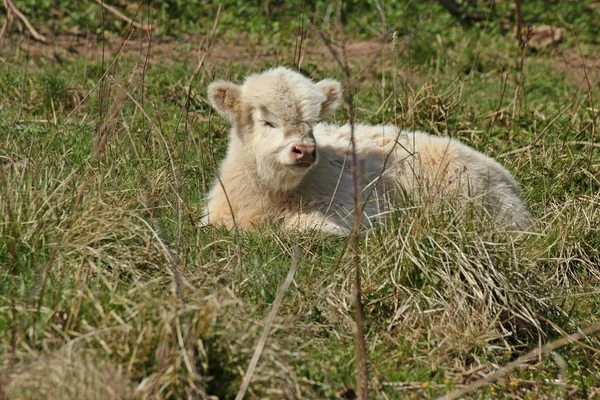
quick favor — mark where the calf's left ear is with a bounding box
[208,81,241,122]
[316,79,343,117]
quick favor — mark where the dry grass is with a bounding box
[2,6,600,397]
[4,351,135,400]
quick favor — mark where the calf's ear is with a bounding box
[208,81,241,121]
[316,79,343,117]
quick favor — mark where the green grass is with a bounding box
[1,1,600,399]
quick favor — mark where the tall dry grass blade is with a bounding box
[292,0,306,69]
[177,4,221,248]
[514,0,523,39]
[572,30,598,170]
[235,248,301,400]
[439,323,600,400]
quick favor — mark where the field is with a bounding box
[1,1,600,399]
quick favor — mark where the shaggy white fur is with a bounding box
[202,67,531,235]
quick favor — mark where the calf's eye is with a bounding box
[261,120,275,128]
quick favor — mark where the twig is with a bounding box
[93,0,155,31]
[317,26,388,400]
[172,9,221,395]
[190,4,221,82]
[235,249,301,400]
[345,67,368,400]
[511,24,529,122]
[199,13,243,277]
[572,29,598,170]
[514,0,523,39]
[177,3,221,247]
[486,68,509,142]
[292,0,306,69]
[438,323,600,400]
[3,0,46,42]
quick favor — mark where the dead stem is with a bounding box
[439,323,600,400]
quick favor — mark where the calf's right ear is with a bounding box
[208,81,241,122]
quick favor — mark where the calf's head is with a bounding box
[208,67,343,190]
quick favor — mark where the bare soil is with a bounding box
[2,32,599,91]
[1,32,387,74]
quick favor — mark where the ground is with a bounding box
[1,1,600,399]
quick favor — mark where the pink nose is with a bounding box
[291,144,316,164]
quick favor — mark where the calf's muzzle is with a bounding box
[291,144,316,165]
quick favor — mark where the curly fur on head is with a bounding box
[204,67,345,194]
[208,67,343,126]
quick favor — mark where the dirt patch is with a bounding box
[3,32,599,93]
[552,48,600,92]
[1,32,389,76]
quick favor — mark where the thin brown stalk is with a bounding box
[317,26,388,400]
[93,0,150,154]
[439,323,600,400]
[96,0,108,159]
[514,0,523,40]
[511,24,529,123]
[572,30,598,170]
[293,0,306,69]
[170,9,221,394]
[204,106,244,281]
[40,27,134,159]
[235,249,301,400]
[177,3,221,248]
[487,68,508,131]
[349,110,369,400]
[27,247,57,343]
[140,0,154,156]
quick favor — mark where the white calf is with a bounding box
[202,67,531,235]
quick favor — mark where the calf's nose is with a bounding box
[291,144,316,164]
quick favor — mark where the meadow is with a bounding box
[1,1,600,398]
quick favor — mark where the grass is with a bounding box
[1,1,600,399]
